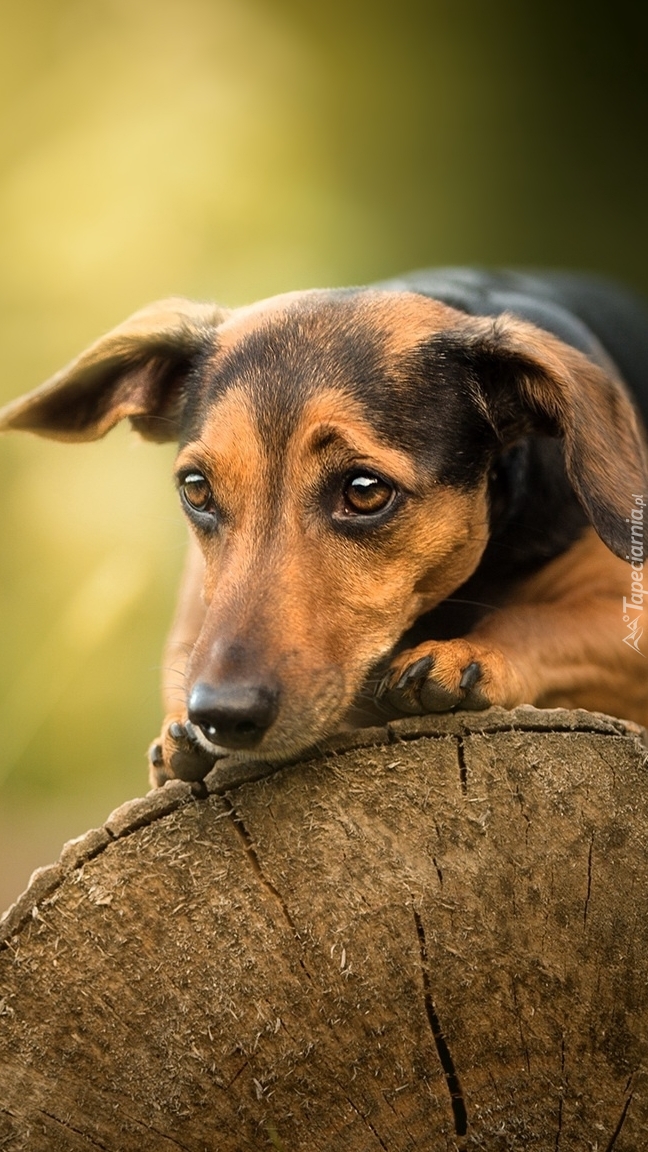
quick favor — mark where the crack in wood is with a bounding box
[391,722,635,745]
[37,1108,109,1150]
[412,909,468,1138]
[119,1112,196,1152]
[456,736,468,795]
[225,1059,250,1090]
[472,723,628,739]
[583,834,594,926]
[381,1088,419,1148]
[510,977,530,1075]
[604,1084,634,1152]
[554,1093,563,1152]
[344,1094,390,1151]
[222,797,313,983]
[554,1034,565,1151]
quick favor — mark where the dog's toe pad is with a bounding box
[419,680,461,712]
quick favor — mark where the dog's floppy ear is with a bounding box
[0,298,228,443]
[444,312,648,561]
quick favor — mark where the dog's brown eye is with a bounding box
[343,474,394,515]
[181,472,213,512]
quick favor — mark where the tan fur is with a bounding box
[477,528,648,722]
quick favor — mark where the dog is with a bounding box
[1,268,647,786]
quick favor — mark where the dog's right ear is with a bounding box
[0,298,229,443]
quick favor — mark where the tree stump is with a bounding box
[1,707,648,1151]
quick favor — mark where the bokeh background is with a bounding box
[1,0,647,911]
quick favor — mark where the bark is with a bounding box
[1,707,648,1152]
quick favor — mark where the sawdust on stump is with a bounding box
[1,706,648,1152]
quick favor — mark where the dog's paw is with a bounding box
[148,716,220,787]
[378,639,523,715]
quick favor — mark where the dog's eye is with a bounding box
[180,472,213,513]
[343,473,395,515]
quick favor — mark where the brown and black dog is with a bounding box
[1,269,647,785]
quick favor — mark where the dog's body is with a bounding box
[1,268,647,784]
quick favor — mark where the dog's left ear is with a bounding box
[443,312,648,561]
[0,298,228,443]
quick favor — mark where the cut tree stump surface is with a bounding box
[1,707,648,1151]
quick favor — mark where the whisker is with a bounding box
[155,668,189,683]
[444,596,501,612]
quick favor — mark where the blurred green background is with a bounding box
[1,0,647,911]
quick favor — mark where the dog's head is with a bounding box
[2,289,646,759]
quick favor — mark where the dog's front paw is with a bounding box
[378,639,524,715]
[148,715,219,787]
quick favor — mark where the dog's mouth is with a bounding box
[189,713,344,767]
[182,650,403,769]
[192,656,410,775]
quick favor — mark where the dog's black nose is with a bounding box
[188,681,279,750]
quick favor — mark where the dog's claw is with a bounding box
[147,739,173,787]
[376,655,434,701]
[149,742,164,768]
[396,655,434,690]
[459,661,481,691]
[457,661,491,710]
[380,655,434,715]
